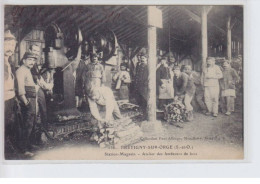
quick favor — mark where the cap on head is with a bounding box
[184,65,192,70]
[23,52,38,60]
[4,30,16,41]
[173,65,181,70]
[120,62,128,68]
[160,56,167,61]
[207,57,215,62]
[29,43,40,50]
[139,52,147,58]
[223,60,230,67]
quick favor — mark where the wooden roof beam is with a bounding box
[111,21,133,36]
[178,6,201,23]
[78,12,101,30]
[206,6,213,14]
[178,6,240,38]
[120,27,146,43]
[118,28,143,42]
[41,7,69,26]
[78,6,124,32]
[114,24,140,39]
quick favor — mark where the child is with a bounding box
[220,61,239,115]
[113,63,131,101]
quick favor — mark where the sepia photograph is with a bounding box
[3,4,244,161]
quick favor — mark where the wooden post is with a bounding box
[147,6,157,122]
[227,16,232,61]
[201,6,208,70]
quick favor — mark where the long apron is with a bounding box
[158,79,174,99]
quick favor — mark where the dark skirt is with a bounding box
[119,85,129,100]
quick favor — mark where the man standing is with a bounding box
[79,53,106,99]
[220,61,239,115]
[113,63,131,101]
[75,41,90,108]
[16,52,39,156]
[29,44,52,130]
[202,57,223,117]
[134,53,148,117]
[156,57,174,109]
[4,30,17,156]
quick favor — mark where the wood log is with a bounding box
[116,122,136,131]
[114,132,143,149]
[118,130,142,142]
[116,125,141,138]
[112,117,132,127]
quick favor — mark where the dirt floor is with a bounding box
[6,93,244,160]
[17,109,242,160]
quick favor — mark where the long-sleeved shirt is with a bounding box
[113,70,131,89]
[134,62,148,99]
[16,65,38,96]
[186,74,196,96]
[174,72,189,96]
[220,67,239,90]
[81,62,106,95]
[75,58,90,97]
[4,60,15,101]
[31,65,54,91]
[190,71,202,85]
[88,86,118,121]
[202,65,223,87]
[156,64,171,86]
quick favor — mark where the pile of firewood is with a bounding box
[92,117,143,148]
[118,101,142,118]
[164,101,188,123]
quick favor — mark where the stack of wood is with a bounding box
[164,101,188,123]
[118,101,142,118]
[93,117,143,148]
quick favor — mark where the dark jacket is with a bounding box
[220,68,239,90]
[75,58,90,97]
[186,74,196,96]
[174,72,188,96]
[134,62,148,100]
[156,64,171,86]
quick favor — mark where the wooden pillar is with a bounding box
[201,6,208,70]
[147,6,157,122]
[227,16,232,61]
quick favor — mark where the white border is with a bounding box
[1,0,259,178]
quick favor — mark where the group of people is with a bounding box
[75,51,123,125]
[4,28,240,157]
[4,30,55,157]
[131,52,240,121]
[4,30,123,157]
[155,56,240,120]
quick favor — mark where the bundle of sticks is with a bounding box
[164,101,188,123]
[92,117,143,148]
